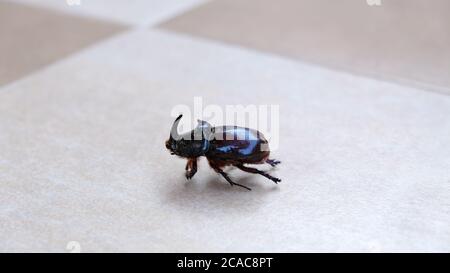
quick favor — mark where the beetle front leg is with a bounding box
[185,158,198,180]
[236,164,281,184]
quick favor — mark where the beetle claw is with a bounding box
[266,159,281,167]
[229,182,252,191]
[271,177,281,184]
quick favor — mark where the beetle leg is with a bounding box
[208,159,251,190]
[266,159,281,167]
[216,169,252,191]
[210,167,251,191]
[236,164,281,184]
[185,158,198,180]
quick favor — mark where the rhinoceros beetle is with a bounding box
[165,114,281,190]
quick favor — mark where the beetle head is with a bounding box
[165,115,211,158]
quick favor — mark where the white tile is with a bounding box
[0,29,449,252]
[11,0,208,26]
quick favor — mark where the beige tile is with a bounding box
[0,1,126,86]
[160,0,450,94]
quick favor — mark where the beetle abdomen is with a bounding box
[206,126,270,164]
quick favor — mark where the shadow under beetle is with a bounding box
[165,114,281,191]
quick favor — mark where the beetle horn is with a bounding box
[170,114,183,140]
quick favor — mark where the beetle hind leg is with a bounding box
[266,159,281,167]
[210,166,251,190]
[208,159,252,190]
[217,169,252,191]
[236,164,281,184]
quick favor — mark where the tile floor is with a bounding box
[0,0,449,252]
[160,0,450,94]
